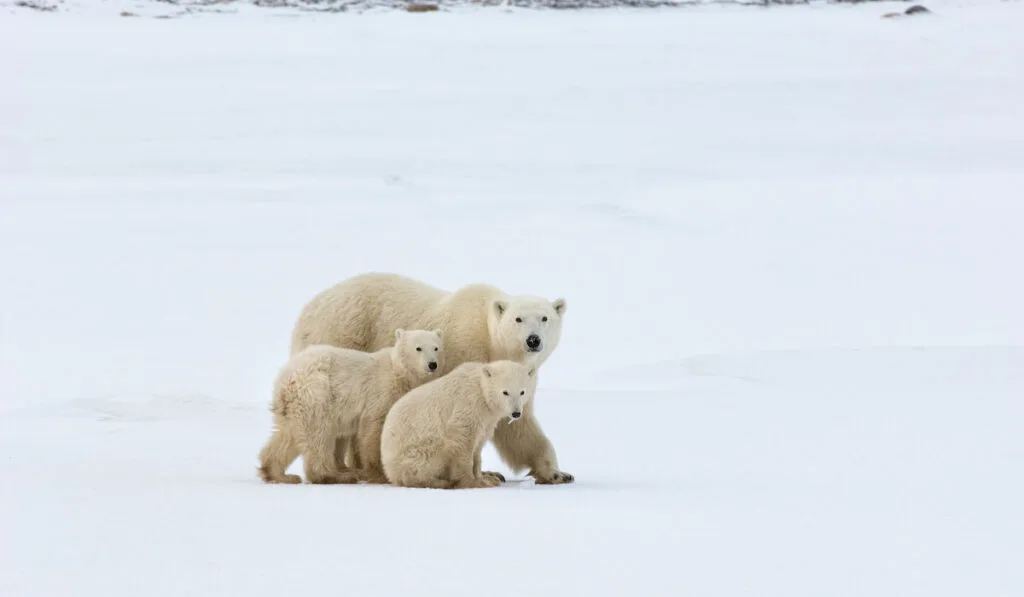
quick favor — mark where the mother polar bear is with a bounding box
[290,272,572,484]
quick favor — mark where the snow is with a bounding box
[2,3,1023,596]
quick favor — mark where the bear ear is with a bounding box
[552,298,567,316]
[493,300,508,318]
[527,367,536,377]
[482,364,493,378]
[433,329,444,342]
[394,328,405,341]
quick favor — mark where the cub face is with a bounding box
[481,361,535,421]
[393,328,445,384]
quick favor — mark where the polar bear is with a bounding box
[381,361,534,490]
[291,273,566,369]
[289,272,573,485]
[258,328,444,484]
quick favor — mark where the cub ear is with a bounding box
[527,368,536,377]
[493,300,508,318]
[552,298,567,316]
[394,328,405,341]
[433,329,444,342]
[482,364,493,378]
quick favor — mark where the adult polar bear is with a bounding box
[290,272,573,484]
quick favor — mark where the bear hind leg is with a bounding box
[334,435,360,471]
[303,428,359,485]
[386,456,452,489]
[355,424,390,484]
[258,428,302,484]
[448,452,499,490]
[393,474,452,489]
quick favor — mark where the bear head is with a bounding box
[480,360,535,422]
[488,295,567,367]
[392,328,445,384]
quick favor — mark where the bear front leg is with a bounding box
[490,403,573,485]
[474,446,505,484]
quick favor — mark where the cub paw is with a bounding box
[481,471,506,484]
[359,471,391,485]
[308,472,360,485]
[455,478,497,489]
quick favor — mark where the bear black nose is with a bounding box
[526,335,541,351]
[428,361,438,371]
[511,411,522,419]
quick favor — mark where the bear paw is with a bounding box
[359,471,391,485]
[308,471,360,485]
[531,470,574,485]
[481,471,506,484]
[454,477,499,489]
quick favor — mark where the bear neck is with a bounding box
[384,349,418,393]
[489,341,528,365]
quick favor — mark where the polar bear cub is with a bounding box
[381,360,534,490]
[258,329,444,484]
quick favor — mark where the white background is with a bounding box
[2,3,1022,596]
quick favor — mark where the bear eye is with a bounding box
[433,347,438,351]
[515,317,522,323]
[542,316,548,322]
[416,347,422,352]
[520,390,525,396]
[502,391,509,396]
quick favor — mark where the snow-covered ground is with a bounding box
[2,4,1023,596]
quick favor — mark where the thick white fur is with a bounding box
[381,361,534,490]
[289,272,573,484]
[290,272,565,369]
[258,329,444,484]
